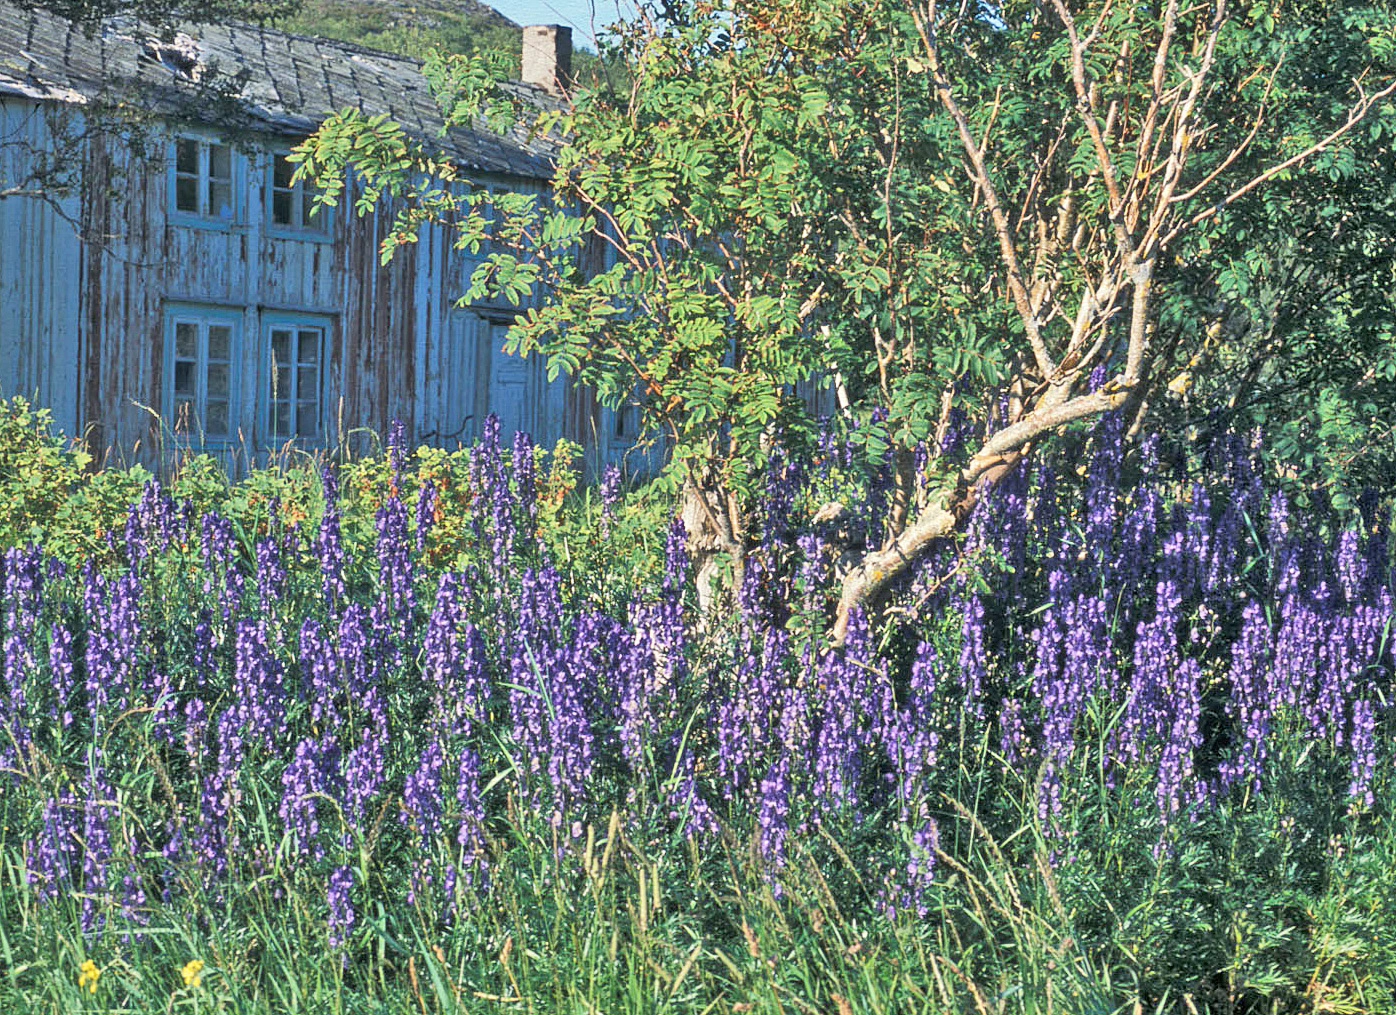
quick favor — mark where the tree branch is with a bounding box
[912,0,1058,381]
[1163,75,1396,246]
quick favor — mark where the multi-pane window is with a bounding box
[267,323,325,439]
[166,311,238,439]
[172,137,236,221]
[268,153,329,233]
[614,402,639,439]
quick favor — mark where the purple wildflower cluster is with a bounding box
[3,412,1394,951]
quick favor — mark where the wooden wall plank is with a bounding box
[5,106,635,474]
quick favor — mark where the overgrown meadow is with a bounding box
[2,398,1395,1014]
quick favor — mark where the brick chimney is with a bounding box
[521,25,572,95]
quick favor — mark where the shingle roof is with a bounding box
[0,2,558,179]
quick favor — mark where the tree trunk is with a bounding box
[680,477,744,616]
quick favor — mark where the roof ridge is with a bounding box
[0,0,558,179]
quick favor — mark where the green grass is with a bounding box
[5,695,1396,1014]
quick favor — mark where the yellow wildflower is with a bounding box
[180,959,205,989]
[78,959,101,994]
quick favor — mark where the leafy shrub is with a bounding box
[0,396,149,561]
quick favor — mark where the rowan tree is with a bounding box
[298,0,1396,638]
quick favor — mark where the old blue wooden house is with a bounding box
[0,3,629,470]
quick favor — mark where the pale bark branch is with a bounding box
[832,381,1125,644]
[1052,0,1130,247]
[912,0,1058,381]
[1141,0,1227,251]
[1168,55,1283,206]
[1131,0,1181,205]
[1163,75,1396,246]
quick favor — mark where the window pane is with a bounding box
[175,176,198,213]
[175,322,197,358]
[208,143,231,182]
[298,330,320,363]
[273,402,291,433]
[207,325,231,360]
[274,365,292,398]
[271,330,291,363]
[273,154,294,189]
[173,360,195,395]
[206,363,230,397]
[209,181,233,221]
[301,190,319,229]
[205,399,229,435]
[296,401,319,436]
[296,365,318,398]
[176,138,199,175]
[272,190,293,225]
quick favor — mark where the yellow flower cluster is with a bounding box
[181,959,205,989]
[78,959,101,994]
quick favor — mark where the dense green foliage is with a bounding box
[297,0,1396,611]
[276,0,523,72]
[0,399,149,561]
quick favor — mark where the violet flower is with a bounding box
[327,866,355,951]
[280,734,342,861]
[317,467,349,612]
[1347,698,1377,807]
[400,739,446,846]
[600,464,621,533]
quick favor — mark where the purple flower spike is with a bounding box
[81,764,117,934]
[757,756,791,877]
[1155,658,1203,822]
[456,746,487,876]
[663,520,689,597]
[388,418,407,482]
[195,712,245,882]
[513,431,537,529]
[344,723,388,829]
[280,734,342,862]
[472,415,517,578]
[317,468,349,612]
[27,786,81,903]
[600,464,622,533]
[255,536,287,619]
[400,740,447,846]
[84,572,143,722]
[1221,601,1273,794]
[375,486,416,639]
[232,620,287,751]
[956,590,989,718]
[1348,698,1377,808]
[327,866,355,951]
[48,623,75,729]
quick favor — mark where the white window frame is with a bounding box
[168,134,242,227]
[265,150,333,238]
[162,305,242,444]
[262,315,331,445]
